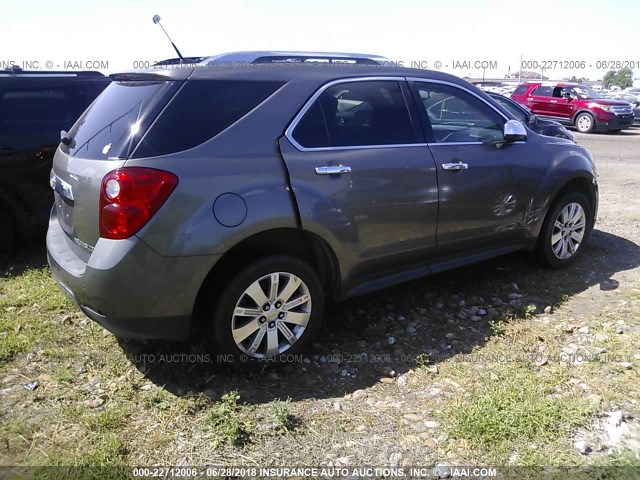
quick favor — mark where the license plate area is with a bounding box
[49,171,75,201]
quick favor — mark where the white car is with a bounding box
[604,92,639,105]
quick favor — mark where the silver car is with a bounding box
[47,62,598,364]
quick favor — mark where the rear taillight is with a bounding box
[99,167,178,239]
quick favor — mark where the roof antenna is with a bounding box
[152,15,185,62]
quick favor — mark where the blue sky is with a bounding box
[2,0,639,80]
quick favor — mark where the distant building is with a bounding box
[510,70,549,80]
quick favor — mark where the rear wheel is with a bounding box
[574,112,595,133]
[0,209,16,254]
[536,192,592,268]
[205,256,324,365]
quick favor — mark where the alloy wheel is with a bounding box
[576,115,592,132]
[550,202,586,260]
[231,272,312,358]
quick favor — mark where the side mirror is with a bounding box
[528,114,537,124]
[503,120,527,142]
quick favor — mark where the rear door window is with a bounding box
[532,86,553,97]
[292,80,415,148]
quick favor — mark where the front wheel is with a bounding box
[205,256,324,364]
[574,112,595,133]
[536,193,593,268]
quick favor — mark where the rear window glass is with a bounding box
[292,80,415,148]
[0,87,93,137]
[512,85,529,96]
[132,80,284,158]
[532,86,553,97]
[67,81,178,159]
[290,101,330,148]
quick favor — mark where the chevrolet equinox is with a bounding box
[47,63,599,362]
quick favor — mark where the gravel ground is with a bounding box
[1,128,639,474]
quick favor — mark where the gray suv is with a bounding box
[47,63,598,362]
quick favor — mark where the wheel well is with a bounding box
[192,228,340,329]
[551,177,596,217]
[571,110,594,125]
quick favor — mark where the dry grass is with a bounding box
[1,240,639,470]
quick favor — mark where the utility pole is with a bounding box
[519,55,522,83]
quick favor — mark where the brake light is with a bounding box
[99,167,178,239]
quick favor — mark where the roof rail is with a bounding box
[0,68,106,77]
[199,51,393,67]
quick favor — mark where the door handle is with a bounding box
[441,162,469,171]
[315,165,352,175]
[550,100,557,103]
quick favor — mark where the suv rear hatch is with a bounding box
[50,72,185,250]
[51,68,287,252]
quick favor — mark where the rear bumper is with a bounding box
[595,114,635,131]
[46,210,219,340]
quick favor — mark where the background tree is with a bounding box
[563,75,588,83]
[602,68,634,88]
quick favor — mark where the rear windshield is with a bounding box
[67,81,178,159]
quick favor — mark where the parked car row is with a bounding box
[43,56,598,363]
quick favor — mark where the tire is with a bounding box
[0,209,16,254]
[574,112,595,134]
[536,192,593,268]
[205,255,324,365]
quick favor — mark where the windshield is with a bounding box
[491,96,527,122]
[572,86,604,100]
